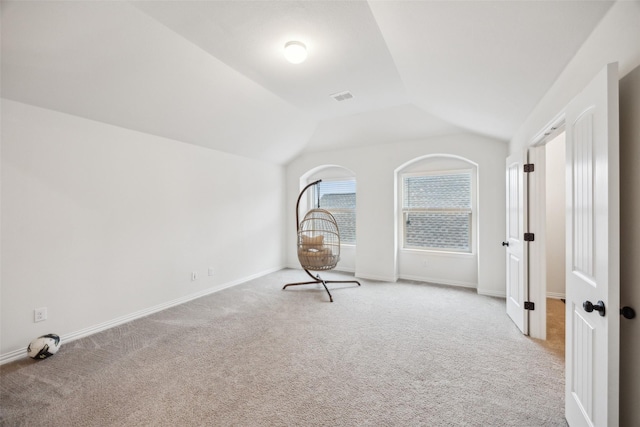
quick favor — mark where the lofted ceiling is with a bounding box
[1,1,614,164]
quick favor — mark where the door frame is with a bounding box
[526,113,566,340]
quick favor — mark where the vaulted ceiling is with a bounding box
[1,1,614,164]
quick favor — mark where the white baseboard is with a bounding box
[285,264,356,274]
[0,267,282,365]
[332,267,356,274]
[546,292,566,299]
[399,274,477,290]
[0,348,26,365]
[477,289,507,298]
[355,273,398,282]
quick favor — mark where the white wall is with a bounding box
[1,99,286,361]
[509,1,640,155]
[286,133,507,296]
[507,2,640,424]
[545,133,566,298]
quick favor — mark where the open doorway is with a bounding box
[522,65,621,425]
[543,131,566,356]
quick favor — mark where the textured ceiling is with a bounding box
[1,1,614,164]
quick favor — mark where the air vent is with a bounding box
[330,90,354,102]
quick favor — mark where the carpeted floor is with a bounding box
[0,269,566,426]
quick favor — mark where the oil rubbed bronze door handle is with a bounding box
[502,241,509,247]
[620,306,636,319]
[583,300,606,317]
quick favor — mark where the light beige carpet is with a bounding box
[0,269,566,426]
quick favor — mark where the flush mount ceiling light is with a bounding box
[284,41,307,64]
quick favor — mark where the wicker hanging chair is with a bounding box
[297,209,340,270]
[283,180,360,302]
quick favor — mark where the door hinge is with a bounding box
[524,232,535,242]
[524,301,535,310]
[524,163,535,173]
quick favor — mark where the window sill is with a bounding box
[400,248,475,258]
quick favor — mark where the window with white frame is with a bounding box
[401,170,472,252]
[308,178,356,245]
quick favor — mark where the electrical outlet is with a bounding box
[208,267,214,277]
[191,271,198,281]
[34,307,47,323]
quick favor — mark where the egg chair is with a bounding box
[283,179,360,302]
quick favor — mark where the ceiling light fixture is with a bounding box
[284,41,307,64]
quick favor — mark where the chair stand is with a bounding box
[283,269,361,302]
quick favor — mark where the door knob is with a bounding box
[620,306,636,319]
[583,300,606,317]
[502,241,509,247]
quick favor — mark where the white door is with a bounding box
[505,151,528,334]
[565,63,620,427]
